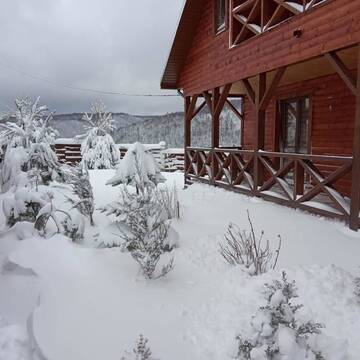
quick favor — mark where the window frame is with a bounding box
[214,0,228,36]
[278,95,312,155]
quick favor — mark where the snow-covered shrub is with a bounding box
[105,142,173,279]
[65,164,95,226]
[2,187,49,227]
[80,101,120,169]
[61,214,85,242]
[236,272,324,360]
[220,212,281,276]
[354,276,360,303]
[0,97,60,191]
[103,187,174,279]
[154,183,180,220]
[121,335,155,360]
[34,200,70,235]
[106,142,165,193]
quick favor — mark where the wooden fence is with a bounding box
[53,140,184,172]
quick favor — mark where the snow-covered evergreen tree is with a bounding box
[104,143,173,279]
[102,186,174,279]
[65,163,95,226]
[236,272,324,360]
[106,142,165,192]
[80,101,120,169]
[0,97,60,191]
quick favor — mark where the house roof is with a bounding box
[160,0,206,90]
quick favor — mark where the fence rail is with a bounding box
[185,147,355,224]
[54,142,184,172]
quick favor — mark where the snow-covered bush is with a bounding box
[80,101,120,169]
[220,212,281,276]
[106,142,165,193]
[354,276,360,303]
[105,142,173,279]
[121,335,155,360]
[0,97,60,191]
[154,183,180,220]
[103,187,174,279]
[65,164,95,226]
[2,187,49,227]
[236,272,325,360]
[61,214,85,242]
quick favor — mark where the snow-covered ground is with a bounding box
[1,170,360,359]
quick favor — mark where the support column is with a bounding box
[211,87,220,149]
[350,46,360,230]
[184,96,191,186]
[254,73,267,192]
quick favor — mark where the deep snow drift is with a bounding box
[1,170,360,359]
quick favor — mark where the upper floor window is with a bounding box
[215,0,226,34]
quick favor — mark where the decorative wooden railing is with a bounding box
[185,147,355,223]
[230,0,329,46]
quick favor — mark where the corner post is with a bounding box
[350,45,360,230]
[184,96,191,186]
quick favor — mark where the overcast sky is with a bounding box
[0,0,184,115]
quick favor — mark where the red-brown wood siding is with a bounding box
[242,72,355,194]
[178,0,360,95]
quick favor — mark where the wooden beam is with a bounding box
[203,91,213,115]
[350,45,360,230]
[225,99,243,121]
[325,51,357,96]
[259,66,287,110]
[184,96,191,186]
[190,100,206,121]
[241,79,255,105]
[185,95,199,122]
[184,96,191,148]
[214,83,232,119]
[212,87,220,148]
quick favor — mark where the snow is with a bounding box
[106,142,165,188]
[0,171,360,359]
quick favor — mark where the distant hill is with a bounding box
[51,104,242,148]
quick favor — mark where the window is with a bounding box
[280,97,310,154]
[215,0,226,34]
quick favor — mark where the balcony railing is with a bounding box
[185,147,355,223]
[230,0,329,47]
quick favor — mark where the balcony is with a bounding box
[230,0,330,47]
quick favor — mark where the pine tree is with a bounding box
[121,335,155,360]
[237,272,324,360]
[65,163,95,226]
[80,100,120,169]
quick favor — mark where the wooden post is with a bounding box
[254,73,267,193]
[184,96,191,186]
[350,46,360,230]
[211,87,220,148]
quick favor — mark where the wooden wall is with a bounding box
[242,72,355,194]
[178,0,360,96]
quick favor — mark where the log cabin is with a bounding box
[161,0,360,230]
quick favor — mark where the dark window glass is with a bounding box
[281,97,310,154]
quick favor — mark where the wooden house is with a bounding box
[161,0,360,230]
